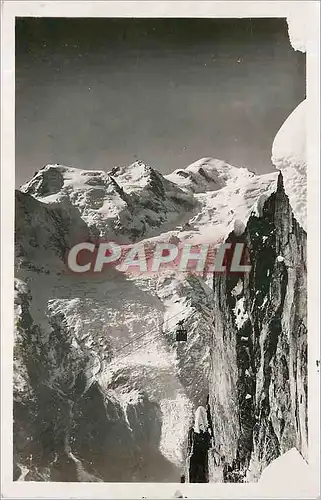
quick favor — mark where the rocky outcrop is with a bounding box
[208,173,307,481]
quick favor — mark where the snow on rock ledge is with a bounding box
[259,447,309,485]
[272,99,307,231]
[257,448,313,497]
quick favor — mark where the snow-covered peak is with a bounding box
[18,155,281,248]
[20,164,132,240]
[166,157,254,194]
[108,160,159,191]
[272,100,306,231]
[180,171,277,245]
[21,164,116,198]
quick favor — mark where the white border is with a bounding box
[1,2,320,499]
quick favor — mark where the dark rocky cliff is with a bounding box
[208,173,307,481]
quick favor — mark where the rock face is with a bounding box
[208,173,307,481]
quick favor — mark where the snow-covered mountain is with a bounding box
[14,154,306,484]
[20,160,196,243]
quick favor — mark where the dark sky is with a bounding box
[15,18,305,187]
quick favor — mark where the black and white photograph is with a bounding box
[1,2,320,499]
